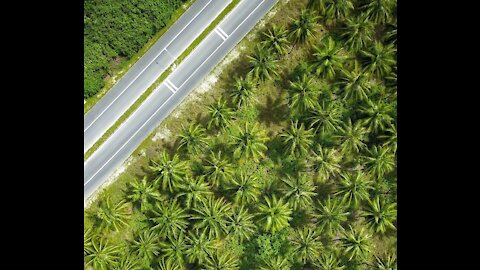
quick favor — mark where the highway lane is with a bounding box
[83,0,232,154]
[84,0,278,203]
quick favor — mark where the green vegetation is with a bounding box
[85,0,397,269]
[84,0,187,99]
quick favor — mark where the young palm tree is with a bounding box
[309,146,343,182]
[203,150,234,187]
[341,16,375,52]
[248,44,279,81]
[314,196,349,236]
[84,238,121,270]
[384,22,397,45]
[288,9,319,46]
[191,197,233,239]
[360,41,396,78]
[159,233,189,269]
[203,249,239,270]
[340,226,373,261]
[313,252,345,270]
[84,227,94,256]
[290,227,323,264]
[360,0,396,25]
[158,257,182,270]
[260,256,292,270]
[178,123,208,156]
[359,99,394,134]
[308,100,344,134]
[112,255,141,270]
[230,123,268,162]
[186,230,216,265]
[372,252,397,270]
[207,97,234,130]
[324,0,354,22]
[257,195,293,233]
[335,172,373,208]
[227,171,261,205]
[287,74,319,115]
[150,199,189,238]
[230,74,257,108]
[262,24,290,56]
[335,119,368,155]
[364,145,395,179]
[228,206,257,242]
[280,175,317,211]
[307,0,326,14]
[310,36,347,80]
[149,150,187,193]
[176,175,213,209]
[126,176,162,213]
[362,196,397,234]
[280,120,315,157]
[131,228,161,264]
[91,197,130,232]
[378,124,397,154]
[337,61,371,102]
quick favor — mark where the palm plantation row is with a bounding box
[84,0,397,269]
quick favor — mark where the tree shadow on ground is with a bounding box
[257,94,289,128]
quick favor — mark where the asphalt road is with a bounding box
[84,0,278,203]
[83,0,233,154]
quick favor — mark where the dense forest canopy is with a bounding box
[84,0,186,98]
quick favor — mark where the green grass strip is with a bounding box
[84,0,241,161]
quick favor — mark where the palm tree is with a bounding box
[364,146,395,179]
[228,206,257,242]
[230,74,257,108]
[186,230,216,265]
[340,226,373,261]
[191,197,232,239]
[308,100,344,134]
[372,252,397,270]
[149,150,187,193]
[309,146,343,182]
[290,227,323,264]
[324,0,354,22]
[262,24,290,56]
[310,36,347,80]
[112,254,141,270]
[230,123,268,162]
[248,44,279,81]
[361,41,396,78]
[359,99,394,134]
[260,256,292,270]
[341,16,375,52]
[131,228,161,264]
[227,170,261,205]
[287,74,319,114]
[313,252,345,270]
[85,238,121,270]
[203,249,239,270]
[84,227,94,256]
[280,120,315,157]
[378,124,397,154]
[91,197,130,232]
[307,0,326,14]
[280,175,317,211]
[257,195,293,233]
[360,0,396,25]
[178,123,208,155]
[384,22,397,45]
[314,196,349,236]
[150,199,189,238]
[204,150,234,187]
[159,233,189,269]
[207,97,234,130]
[335,172,373,208]
[158,257,182,270]
[335,119,368,155]
[126,176,162,213]
[176,175,213,209]
[337,61,372,102]
[289,9,319,47]
[362,196,397,234]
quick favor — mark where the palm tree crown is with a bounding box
[149,150,187,193]
[84,238,121,270]
[91,197,130,232]
[289,9,319,45]
[207,97,234,130]
[335,172,373,208]
[361,41,396,78]
[287,73,319,114]
[203,150,234,187]
[280,175,317,211]
[280,120,315,157]
[248,44,279,81]
[230,123,268,162]
[341,16,375,52]
[178,123,208,155]
[364,145,395,179]
[230,74,257,108]
[314,196,349,236]
[126,176,162,213]
[257,195,293,233]
[262,24,290,56]
[150,199,189,238]
[176,175,213,209]
[361,196,397,234]
[311,36,347,80]
[290,227,323,264]
[340,226,373,261]
[309,145,343,182]
[191,197,233,239]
